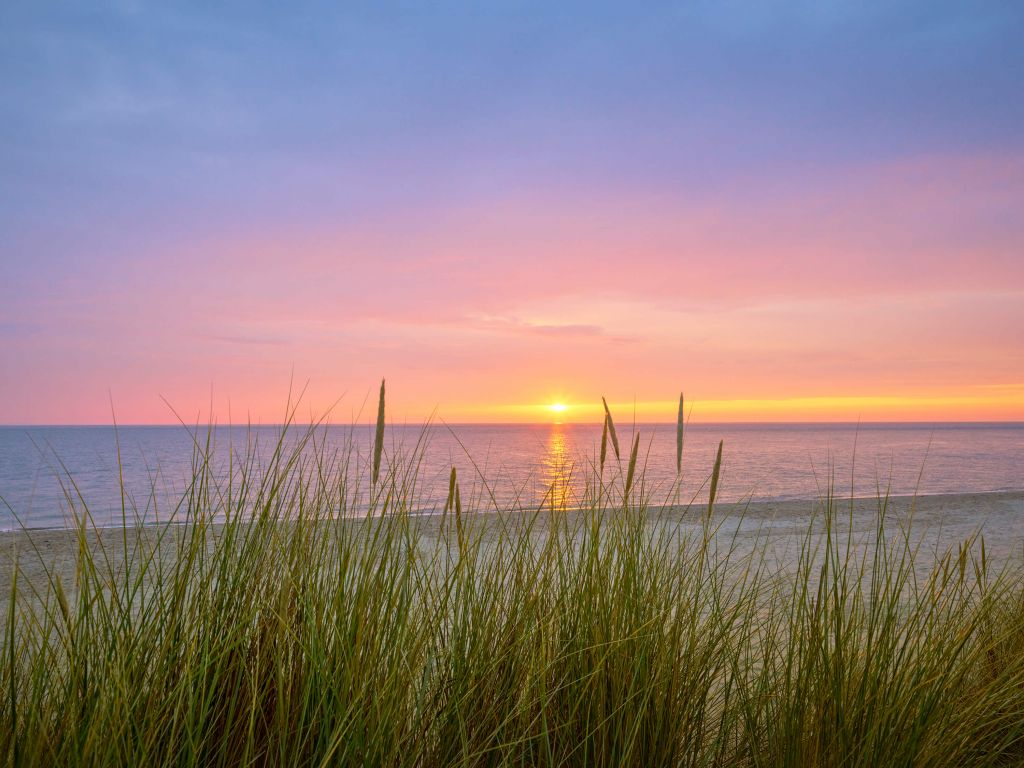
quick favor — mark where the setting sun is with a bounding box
[548,403,568,414]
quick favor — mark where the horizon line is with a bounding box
[3,420,1023,429]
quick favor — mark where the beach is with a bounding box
[6,489,1022,605]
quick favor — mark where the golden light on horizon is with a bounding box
[439,385,1024,425]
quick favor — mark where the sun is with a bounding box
[548,402,568,414]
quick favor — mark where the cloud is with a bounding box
[529,323,605,337]
[200,332,289,347]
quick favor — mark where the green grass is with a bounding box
[2,398,1024,766]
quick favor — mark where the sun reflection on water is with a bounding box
[542,425,573,510]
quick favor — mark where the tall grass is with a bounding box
[2,398,1024,766]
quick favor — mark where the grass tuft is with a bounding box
[1,396,1023,767]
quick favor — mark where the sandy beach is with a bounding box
[4,490,1022,603]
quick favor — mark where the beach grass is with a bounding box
[2,399,1024,766]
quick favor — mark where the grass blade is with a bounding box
[7,560,17,765]
[372,378,386,485]
[454,479,463,541]
[707,439,723,516]
[444,465,457,515]
[624,432,640,502]
[600,415,609,474]
[601,396,621,461]
[676,392,684,474]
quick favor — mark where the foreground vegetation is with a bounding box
[2,392,1024,766]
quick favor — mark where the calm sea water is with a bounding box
[0,423,1021,531]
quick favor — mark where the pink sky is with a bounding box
[4,152,1022,424]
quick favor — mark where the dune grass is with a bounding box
[2,398,1024,766]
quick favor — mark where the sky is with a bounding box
[1,0,1023,424]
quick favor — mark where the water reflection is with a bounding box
[3,423,1022,530]
[542,425,573,510]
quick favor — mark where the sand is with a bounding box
[2,491,1023,613]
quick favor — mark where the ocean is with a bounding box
[1,422,1022,531]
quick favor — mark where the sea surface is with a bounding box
[0,422,1022,531]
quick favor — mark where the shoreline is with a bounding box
[4,487,1023,534]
